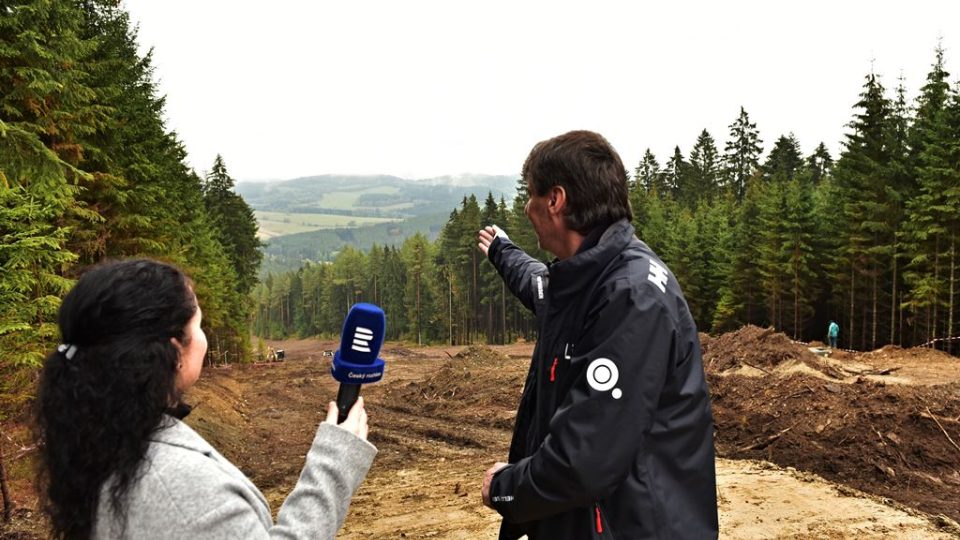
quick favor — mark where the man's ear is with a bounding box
[548,186,566,214]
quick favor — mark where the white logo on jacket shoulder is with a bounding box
[586,358,622,399]
[648,261,669,293]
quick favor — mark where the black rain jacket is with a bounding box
[486,219,718,539]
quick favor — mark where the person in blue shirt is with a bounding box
[828,321,840,349]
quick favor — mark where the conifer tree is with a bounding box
[763,134,804,181]
[805,143,834,184]
[723,107,763,200]
[903,47,958,348]
[713,173,766,331]
[203,155,263,295]
[688,129,721,207]
[757,178,789,329]
[664,146,688,204]
[781,175,819,339]
[402,233,435,345]
[634,149,665,193]
[832,71,893,349]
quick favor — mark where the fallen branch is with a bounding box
[924,407,960,454]
[737,422,799,452]
[786,388,813,399]
[850,366,903,376]
[444,351,454,360]
[742,362,770,374]
[10,444,38,462]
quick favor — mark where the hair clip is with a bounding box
[57,344,78,360]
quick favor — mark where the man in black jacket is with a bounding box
[477,130,718,539]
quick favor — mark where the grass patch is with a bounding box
[315,186,400,209]
[256,211,398,238]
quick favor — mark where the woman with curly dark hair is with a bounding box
[34,259,375,539]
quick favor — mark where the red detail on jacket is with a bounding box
[549,357,558,382]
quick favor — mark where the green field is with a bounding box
[315,185,401,209]
[255,211,399,239]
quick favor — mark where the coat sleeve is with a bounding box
[487,236,548,313]
[143,423,376,540]
[269,423,377,538]
[489,281,673,522]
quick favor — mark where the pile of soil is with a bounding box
[384,347,522,430]
[383,346,425,358]
[704,326,960,524]
[702,325,816,371]
[454,345,510,362]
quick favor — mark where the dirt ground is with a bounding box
[2,329,959,539]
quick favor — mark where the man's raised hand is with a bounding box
[478,225,508,257]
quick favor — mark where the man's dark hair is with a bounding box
[522,130,633,233]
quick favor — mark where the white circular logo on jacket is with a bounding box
[586,358,621,398]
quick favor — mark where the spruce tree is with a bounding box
[903,47,958,348]
[664,146,688,204]
[781,175,819,339]
[688,129,721,207]
[763,134,804,182]
[634,149,665,193]
[723,107,763,200]
[203,155,264,295]
[831,72,892,349]
[805,143,834,184]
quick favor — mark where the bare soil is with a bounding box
[2,329,959,539]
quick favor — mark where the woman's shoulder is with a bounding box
[144,418,249,490]
[99,420,270,533]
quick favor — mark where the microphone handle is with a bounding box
[336,383,361,424]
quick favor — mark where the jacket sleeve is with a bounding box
[487,236,548,313]
[270,422,377,538]
[489,281,673,522]
[161,423,375,539]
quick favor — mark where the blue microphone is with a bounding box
[331,303,386,423]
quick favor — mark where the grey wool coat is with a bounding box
[93,415,377,539]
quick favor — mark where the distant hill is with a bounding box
[236,174,518,218]
[239,174,520,274]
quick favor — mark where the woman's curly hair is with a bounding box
[34,259,197,539]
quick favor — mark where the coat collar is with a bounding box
[547,219,635,305]
[150,415,216,456]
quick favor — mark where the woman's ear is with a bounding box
[170,337,185,366]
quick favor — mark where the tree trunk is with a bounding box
[949,231,956,355]
[794,259,800,340]
[448,277,453,346]
[933,233,941,346]
[501,281,507,344]
[416,271,422,346]
[872,260,878,350]
[471,250,478,343]
[891,236,898,345]
[0,434,12,523]
[849,263,855,350]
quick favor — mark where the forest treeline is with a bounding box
[254,49,960,354]
[0,0,261,418]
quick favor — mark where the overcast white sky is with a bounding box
[123,0,958,182]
